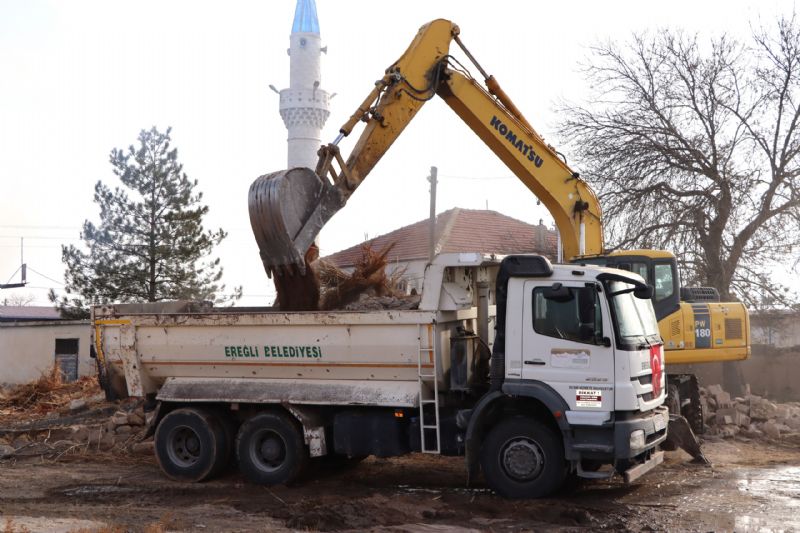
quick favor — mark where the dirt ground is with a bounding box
[1,438,799,533]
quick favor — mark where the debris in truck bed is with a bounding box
[318,242,416,310]
[274,242,418,311]
[272,245,321,311]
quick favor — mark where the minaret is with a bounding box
[279,0,330,170]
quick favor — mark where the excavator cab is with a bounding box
[578,250,682,322]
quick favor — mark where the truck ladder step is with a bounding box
[417,323,441,454]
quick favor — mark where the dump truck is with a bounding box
[94,253,668,498]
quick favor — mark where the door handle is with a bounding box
[524,360,546,366]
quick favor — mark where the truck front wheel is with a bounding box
[154,408,227,482]
[236,411,308,486]
[480,417,566,498]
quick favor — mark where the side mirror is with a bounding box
[543,282,573,302]
[599,336,612,347]
[634,284,654,300]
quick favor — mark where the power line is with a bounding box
[27,267,64,286]
[0,224,81,230]
[0,235,80,240]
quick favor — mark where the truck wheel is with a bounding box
[480,417,566,499]
[155,408,226,482]
[210,410,239,475]
[236,411,308,486]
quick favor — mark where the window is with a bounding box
[616,261,649,282]
[608,281,660,340]
[654,263,674,302]
[532,286,602,344]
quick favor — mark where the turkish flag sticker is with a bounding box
[650,345,663,396]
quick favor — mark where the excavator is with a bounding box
[248,19,749,441]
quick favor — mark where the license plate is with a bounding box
[653,412,667,432]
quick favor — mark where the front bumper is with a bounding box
[613,405,669,458]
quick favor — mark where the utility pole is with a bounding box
[0,238,27,289]
[428,166,438,264]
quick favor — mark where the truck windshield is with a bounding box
[608,281,660,342]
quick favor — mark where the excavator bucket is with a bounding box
[248,167,344,276]
[662,414,710,465]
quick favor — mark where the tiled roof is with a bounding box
[325,208,558,268]
[0,305,61,321]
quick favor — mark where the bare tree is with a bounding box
[2,293,35,306]
[559,15,800,309]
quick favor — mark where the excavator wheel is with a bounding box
[681,375,705,435]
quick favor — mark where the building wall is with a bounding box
[0,320,93,386]
[750,311,800,348]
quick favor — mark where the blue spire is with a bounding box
[291,0,320,34]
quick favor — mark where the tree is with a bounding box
[559,15,800,309]
[2,293,35,306]
[54,127,239,316]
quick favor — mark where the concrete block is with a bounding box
[69,399,87,412]
[115,425,132,435]
[751,399,778,420]
[111,412,129,426]
[130,441,154,455]
[127,413,145,426]
[716,407,747,426]
[70,426,91,443]
[707,384,724,396]
[0,444,15,458]
[762,420,781,439]
[714,391,733,408]
[785,417,800,431]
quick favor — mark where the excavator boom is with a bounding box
[248,19,603,280]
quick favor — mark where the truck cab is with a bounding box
[464,255,668,497]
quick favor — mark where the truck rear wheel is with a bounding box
[236,411,308,486]
[154,408,227,482]
[480,417,566,499]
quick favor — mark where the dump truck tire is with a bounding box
[236,411,308,486]
[480,417,566,499]
[154,408,226,482]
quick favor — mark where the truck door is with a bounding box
[520,281,615,412]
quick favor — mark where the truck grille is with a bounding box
[725,318,743,340]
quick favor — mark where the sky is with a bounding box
[0,0,792,307]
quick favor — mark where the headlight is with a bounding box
[629,429,645,450]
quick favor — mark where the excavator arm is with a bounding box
[249,18,603,281]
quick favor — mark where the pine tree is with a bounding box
[54,127,239,317]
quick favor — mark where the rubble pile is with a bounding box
[0,366,99,419]
[0,368,154,461]
[702,384,800,441]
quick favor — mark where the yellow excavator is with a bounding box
[248,19,749,435]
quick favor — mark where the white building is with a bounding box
[0,306,93,386]
[277,0,331,170]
